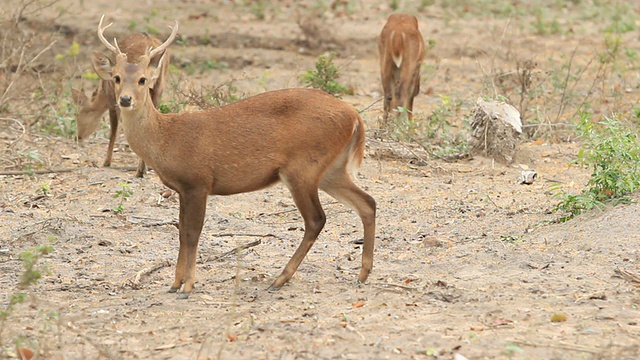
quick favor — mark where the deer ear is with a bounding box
[71,88,87,106]
[149,52,167,89]
[91,51,114,80]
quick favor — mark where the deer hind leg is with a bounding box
[170,189,208,299]
[103,107,118,167]
[320,170,376,284]
[269,175,326,291]
[134,159,146,178]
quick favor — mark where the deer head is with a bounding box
[93,15,178,111]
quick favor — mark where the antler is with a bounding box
[148,20,179,58]
[97,15,122,54]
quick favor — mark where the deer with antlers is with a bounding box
[93,16,376,298]
[72,27,171,177]
[377,13,425,124]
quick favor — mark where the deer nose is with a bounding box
[120,95,132,107]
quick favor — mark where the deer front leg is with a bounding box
[170,189,208,299]
[103,107,118,167]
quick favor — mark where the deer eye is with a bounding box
[113,75,121,84]
[138,77,147,86]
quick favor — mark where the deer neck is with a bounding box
[119,101,161,162]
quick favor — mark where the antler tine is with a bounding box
[97,15,120,54]
[148,20,179,58]
[113,38,122,54]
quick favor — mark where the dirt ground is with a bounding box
[1,0,640,359]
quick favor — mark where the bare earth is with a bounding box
[1,1,639,359]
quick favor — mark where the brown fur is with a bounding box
[72,33,170,177]
[377,13,425,123]
[95,20,376,298]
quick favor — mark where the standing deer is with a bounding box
[72,30,171,178]
[94,16,376,299]
[377,13,425,123]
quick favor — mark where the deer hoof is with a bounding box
[177,293,190,300]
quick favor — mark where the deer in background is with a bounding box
[377,13,425,124]
[94,16,376,299]
[72,30,171,178]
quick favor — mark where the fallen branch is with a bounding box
[142,219,179,228]
[0,168,79,176]
[203,239,263,263]
[122,260,172,289]
[121,237,266,288]
[509,339,600,354]
[614,267,640,284]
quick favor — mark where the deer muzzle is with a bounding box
[119,95,132,108]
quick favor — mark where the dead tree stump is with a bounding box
[469,98,522,164]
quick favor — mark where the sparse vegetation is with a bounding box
[383,95,468,159]
[0,243,54,355]
[299,52,350,97]
[553,112,640,222]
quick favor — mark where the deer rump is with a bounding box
[378,14,425,120]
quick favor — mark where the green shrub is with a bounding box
[553,112,640,221]
[299,52,350,97]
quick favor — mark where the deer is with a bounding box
[72,29,171,178]
[377,13,425,124]
[93,16,376,299]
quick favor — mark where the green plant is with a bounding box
[249,0,266,20]
[299,52,350,97]
[36,182,50,196]
[0,243,54,355]
[531,12,562,35]
[112,182,133,214]
[145,25,159,36]
[553,112,640,221]
[384,95,468,159]
[18,245,54,288]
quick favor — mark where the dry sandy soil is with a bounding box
[1,0,640,359]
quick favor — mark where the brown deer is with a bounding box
[72,29,171,178]
[94,16,376,299]
[377,13,425,123]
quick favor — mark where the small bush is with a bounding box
[299,52,350,97]
[553,112,640,221]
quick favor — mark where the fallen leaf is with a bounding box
[551,313,568,322]
[16,348,34,360]
[227,333,237,342]
[353,301,365,308]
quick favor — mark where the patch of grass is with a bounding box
[384,95,468,160]
[531,8,562,35]
[183,60,229,76]
[603,3,636,34]
[299,52,350,97]
[552,112,640,222]
[163,79,244,114]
